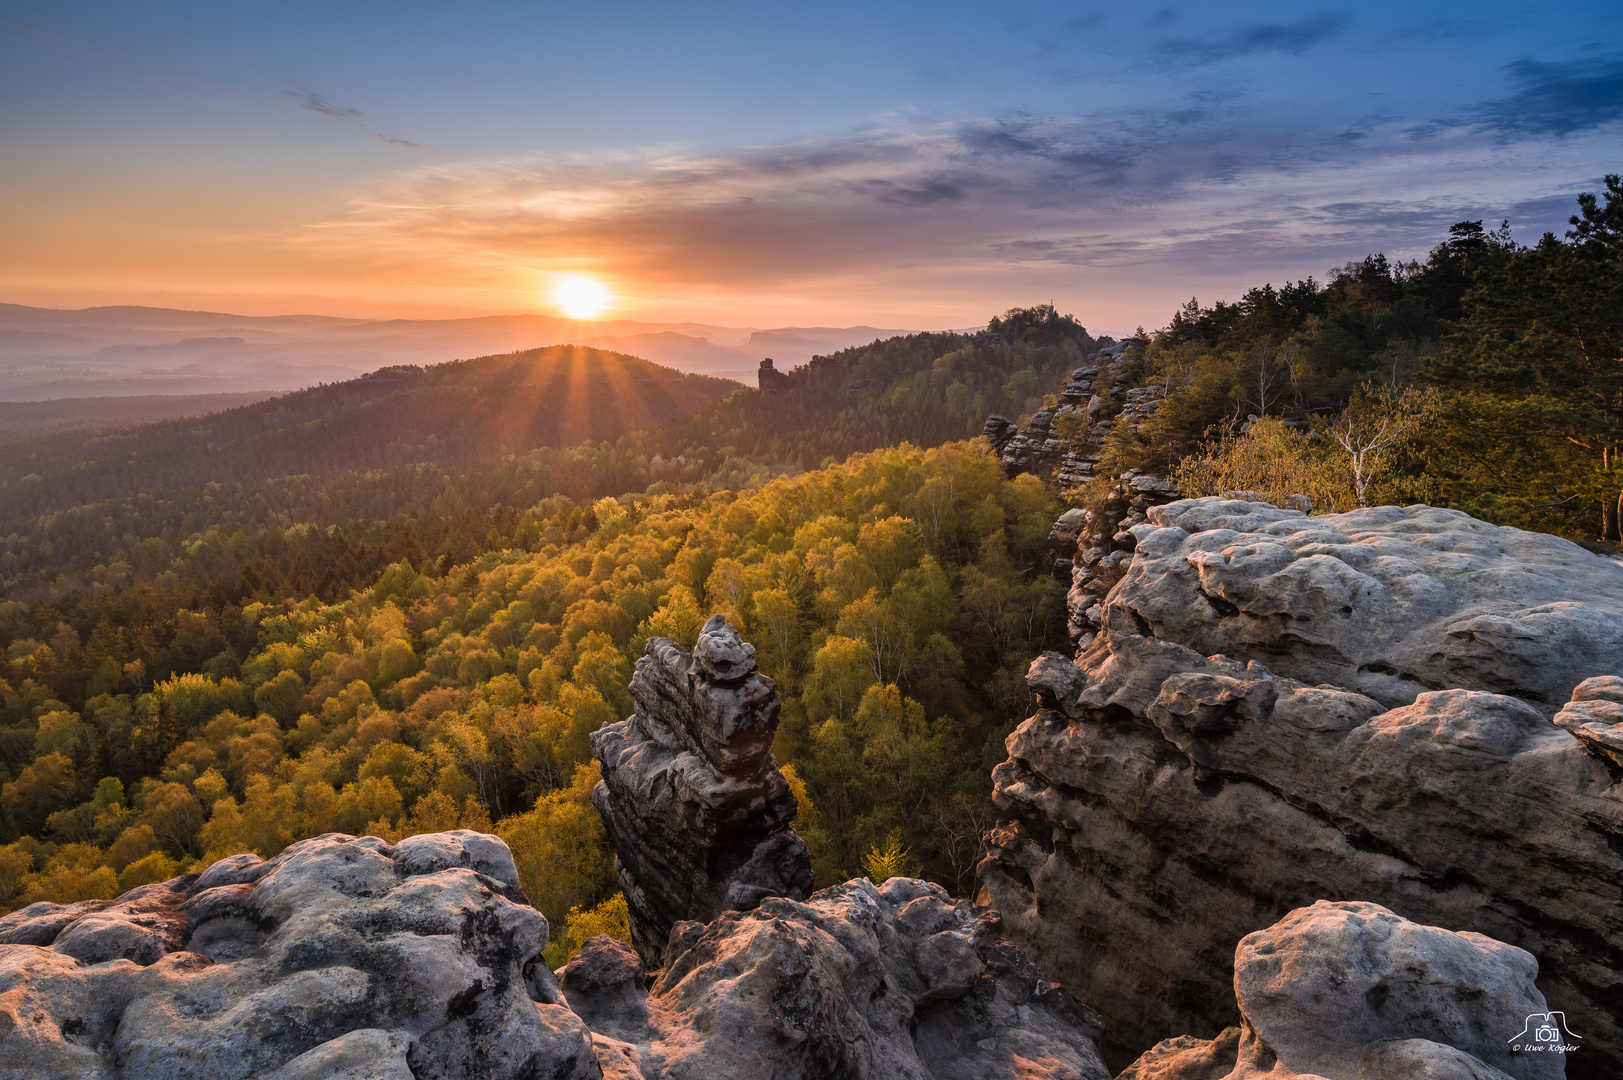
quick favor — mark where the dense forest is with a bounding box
[0,442,1063,963]
[0,321,1096,594]
[3,177,1619,954]
[1108,176,1623,542]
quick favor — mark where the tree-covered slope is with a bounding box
[0,346,736,522]
[0,314,1100,592]
[0,442,1064,948]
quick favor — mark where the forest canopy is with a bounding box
[0,442,1064,960]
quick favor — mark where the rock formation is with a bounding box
[985,363,1168,490]
[1062,469,1181,644]
[1120,900,1568,1080]
[1,832,1112,1080]
[980,497,1623,1077]
[982,414,1019,454]
[558,876,1110,1080]
[0,830,598,1080]
[757,358,792,393]
[1107,499,1623,711]
[591,615,815,968]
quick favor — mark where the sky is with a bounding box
[2,0,1621,336]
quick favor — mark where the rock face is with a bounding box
[1,835,1109,1080]
[592,615,814,968]
[1106,499,1623,712]
[558,876,1110,1080]
[986,363,1168,491]
[1120,900,1566,1080]
[980,497,1623,1078]
[1063,470,1181,645]
[0,830,598,1080]
[757,358,792,393]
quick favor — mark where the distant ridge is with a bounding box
[0,303,911,400]
[0,345,735,520]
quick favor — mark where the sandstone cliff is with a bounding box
[590,615,815,968]
[983,362,1167,492]
[562,877,1110,1080]
[981,497,1623,1077]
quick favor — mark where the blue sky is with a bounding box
[2,0,1620,333]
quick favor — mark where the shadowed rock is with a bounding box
[591,615,814,968]
[558,876,1110,1080]
[980,497,1623,1078]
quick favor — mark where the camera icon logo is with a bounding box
[1508,1012,1581,1053]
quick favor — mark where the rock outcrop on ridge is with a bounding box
[985,365,1168,491]
[560,876,1110,1080]
[591,615,815,968]
[1120,900,1567,1080]
[0,830,598,1080]
[1061,469,1181,642]
[980,497,1623,1077]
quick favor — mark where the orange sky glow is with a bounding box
[4,4,1618,337]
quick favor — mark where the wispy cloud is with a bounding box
[1470,56,1623,137]
[285,88,420,149]
[1152,13,1351,65]
[283,83,1610,328]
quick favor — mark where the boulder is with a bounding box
[980,497,1623,1078]
[591,615,814,968]
[557,876,1110,1080]
[0,831,598,1080]
[1120,901,1565,1080]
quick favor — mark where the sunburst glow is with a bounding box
[551,274,610,319]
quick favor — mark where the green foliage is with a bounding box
[0,438,1062,912]
[1416,176,1623,539]
[543,891,632,967]
[861,832,914,883]
[1118,180,1623,543]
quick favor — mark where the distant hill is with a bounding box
[0,393,275,437]
[0,312,1097,595]
[0,303,909,399]
[0,345,735,523]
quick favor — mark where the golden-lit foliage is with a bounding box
[544,891,632,968]
[1,439,1064,914]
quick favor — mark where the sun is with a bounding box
[551,274,610,319]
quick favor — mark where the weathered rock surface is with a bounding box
[0,830,598,1080]
[592,615,814,968]
[558,876,1110,1080]
[1062,470,1182,646]
[988,366,1166,490]
[1121,900,1564,1080]
[1,832,1109,1080]
[1108,498,1623,713]
[980,497,1623,1078]
[1554,675,1623,767]
[758,357,792,393]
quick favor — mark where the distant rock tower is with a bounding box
[757,357,792,393]
[590,615,814,968]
